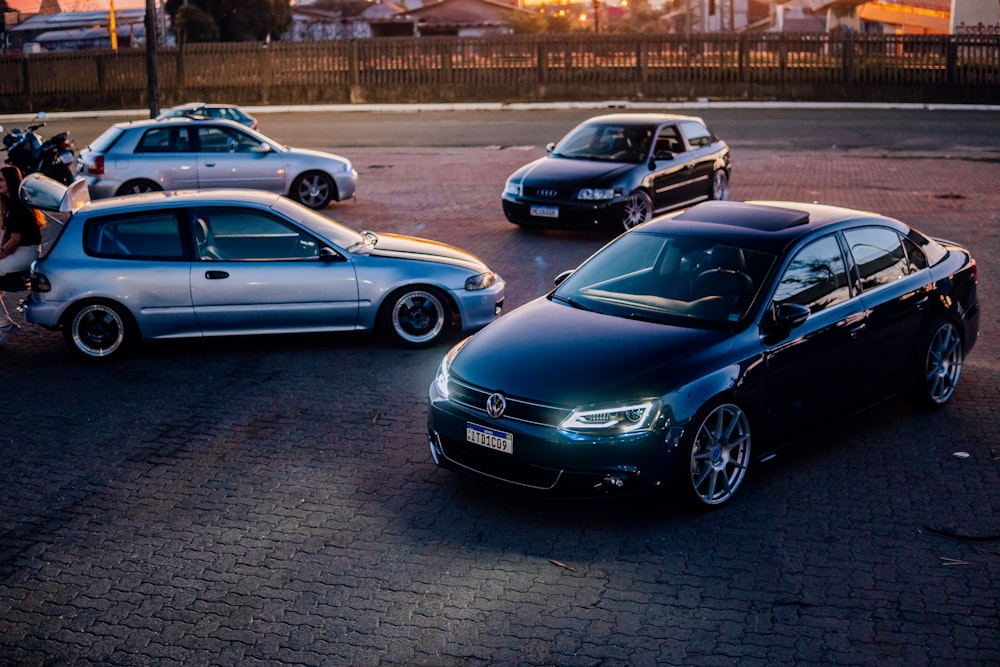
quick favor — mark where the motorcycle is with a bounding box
[0,112,78,185]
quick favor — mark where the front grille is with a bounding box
[526,186,571,199]
[448,378,571,427]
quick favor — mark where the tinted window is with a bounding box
[654,126,683,155]
[193,208,320,261]
[679,120,713,148]
[773,235,850,314]
[196,126,259,153]
[554,123,654,162]
[902,235,928,271]
[135,127,192,153]
[844,227,909,291]
[85,212,184,259]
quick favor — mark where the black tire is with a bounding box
[116,180,162,197]
[709,170,729,201]
[679,400,752,508]
[909,320,963,408]
[380,286,451,347]
[621,190,653,231]
[63,300,136,361]
[291,171,336,210]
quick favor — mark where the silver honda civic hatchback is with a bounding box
[21,177,505,360]
[78,117,358,210]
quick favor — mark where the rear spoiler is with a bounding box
[19,173,90,214]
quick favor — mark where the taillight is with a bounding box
[31,272,51,293]
[86,155,104,176]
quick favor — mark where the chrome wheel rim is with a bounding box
[689,403,751,506]
[72,304,125,358]
[622,193,651,230]
[712,171,729,200]
[925,323,963,404]
[392,290,445,344]
[297,174,331,209]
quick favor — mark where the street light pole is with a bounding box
[145,0,159,117]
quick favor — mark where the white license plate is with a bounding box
[466,422,513,455]
[530,205,559,219]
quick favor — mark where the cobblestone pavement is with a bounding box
[0,145,998,666]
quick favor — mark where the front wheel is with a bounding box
[64,300,135,361]
[909,321,963,408]
[682,401,752,508]
[621,190,653,231]
[291,171,335,210]
[381,287,450,347]
[709,170,729,201]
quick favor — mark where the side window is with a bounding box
[197,126,258,153]
[844,227,909,292]
[678,120,714,148]
[85,212,184,259]
[902,235,928,271]
[654,126,682,156]
[772,235,850,314]
[135,127,191,153]
[192,208,320,261]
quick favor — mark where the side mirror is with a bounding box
[319,246,345,263]
[546,142,556,153]
[554,269,573,286]
[772,303,810,330]
[252,142,272,153]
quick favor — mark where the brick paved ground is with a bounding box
[0,144,997,666]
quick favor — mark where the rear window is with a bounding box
[87,126,126,153]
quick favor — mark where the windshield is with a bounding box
[552,231,776,327]
[552,122,655,163]
[272,196,364,249]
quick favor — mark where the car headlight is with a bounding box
[577,188,618,201]
[432,338,471,400]
[559,399,662,436]
[465,271,498,291]
[504,180,522,197]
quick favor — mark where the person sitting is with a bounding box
[0,166,45,344]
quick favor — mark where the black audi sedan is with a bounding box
[501,113,730,231]
[428,201,979,508]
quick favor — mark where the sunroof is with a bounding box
[674,201,809,231]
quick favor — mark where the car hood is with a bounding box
[283,145,351,165]
[451,297,733,405]
[510,155,635,186]
[363,233,490,272]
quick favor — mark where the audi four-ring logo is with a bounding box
[537,189,558,198]
[486,393,507,419]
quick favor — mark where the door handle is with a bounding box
[203,162,216,167]
[205,270,229,279]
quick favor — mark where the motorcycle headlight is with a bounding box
[559,399,662,436]
[465,271,498,291]
[504,180,522,197]
[577,188,618,201]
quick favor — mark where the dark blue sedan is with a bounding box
[501,113,730,231]
[428,201,979,508]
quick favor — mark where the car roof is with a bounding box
[582,113,705,126]
[74,188,284,216]
[641,200,897,251]
[115,117,251,131]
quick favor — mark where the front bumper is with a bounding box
[501,195,626,229]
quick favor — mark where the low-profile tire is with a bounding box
[621,190,653,230]
[681,400,752,508]
[291,171,336,210]
[63,300,135,361]
[381,286,451,347]
[115,179,162,197]
[709,170,729,201]
[909,320,963,408]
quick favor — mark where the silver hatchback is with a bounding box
[20,176,505,360]
[78,117,358,210]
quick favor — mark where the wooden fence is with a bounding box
[1,32,998,112]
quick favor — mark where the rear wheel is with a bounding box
[116,179,161,197]
[621,190,653,230]
[64,300,135,361]
[381,286,450,347]
[682,401,752,507]
[291,171,335,210]
[910,321,963,408]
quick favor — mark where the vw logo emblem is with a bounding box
[538,189,557,198]
[486,393,507,419]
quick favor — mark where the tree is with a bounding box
[166,0,293,43]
